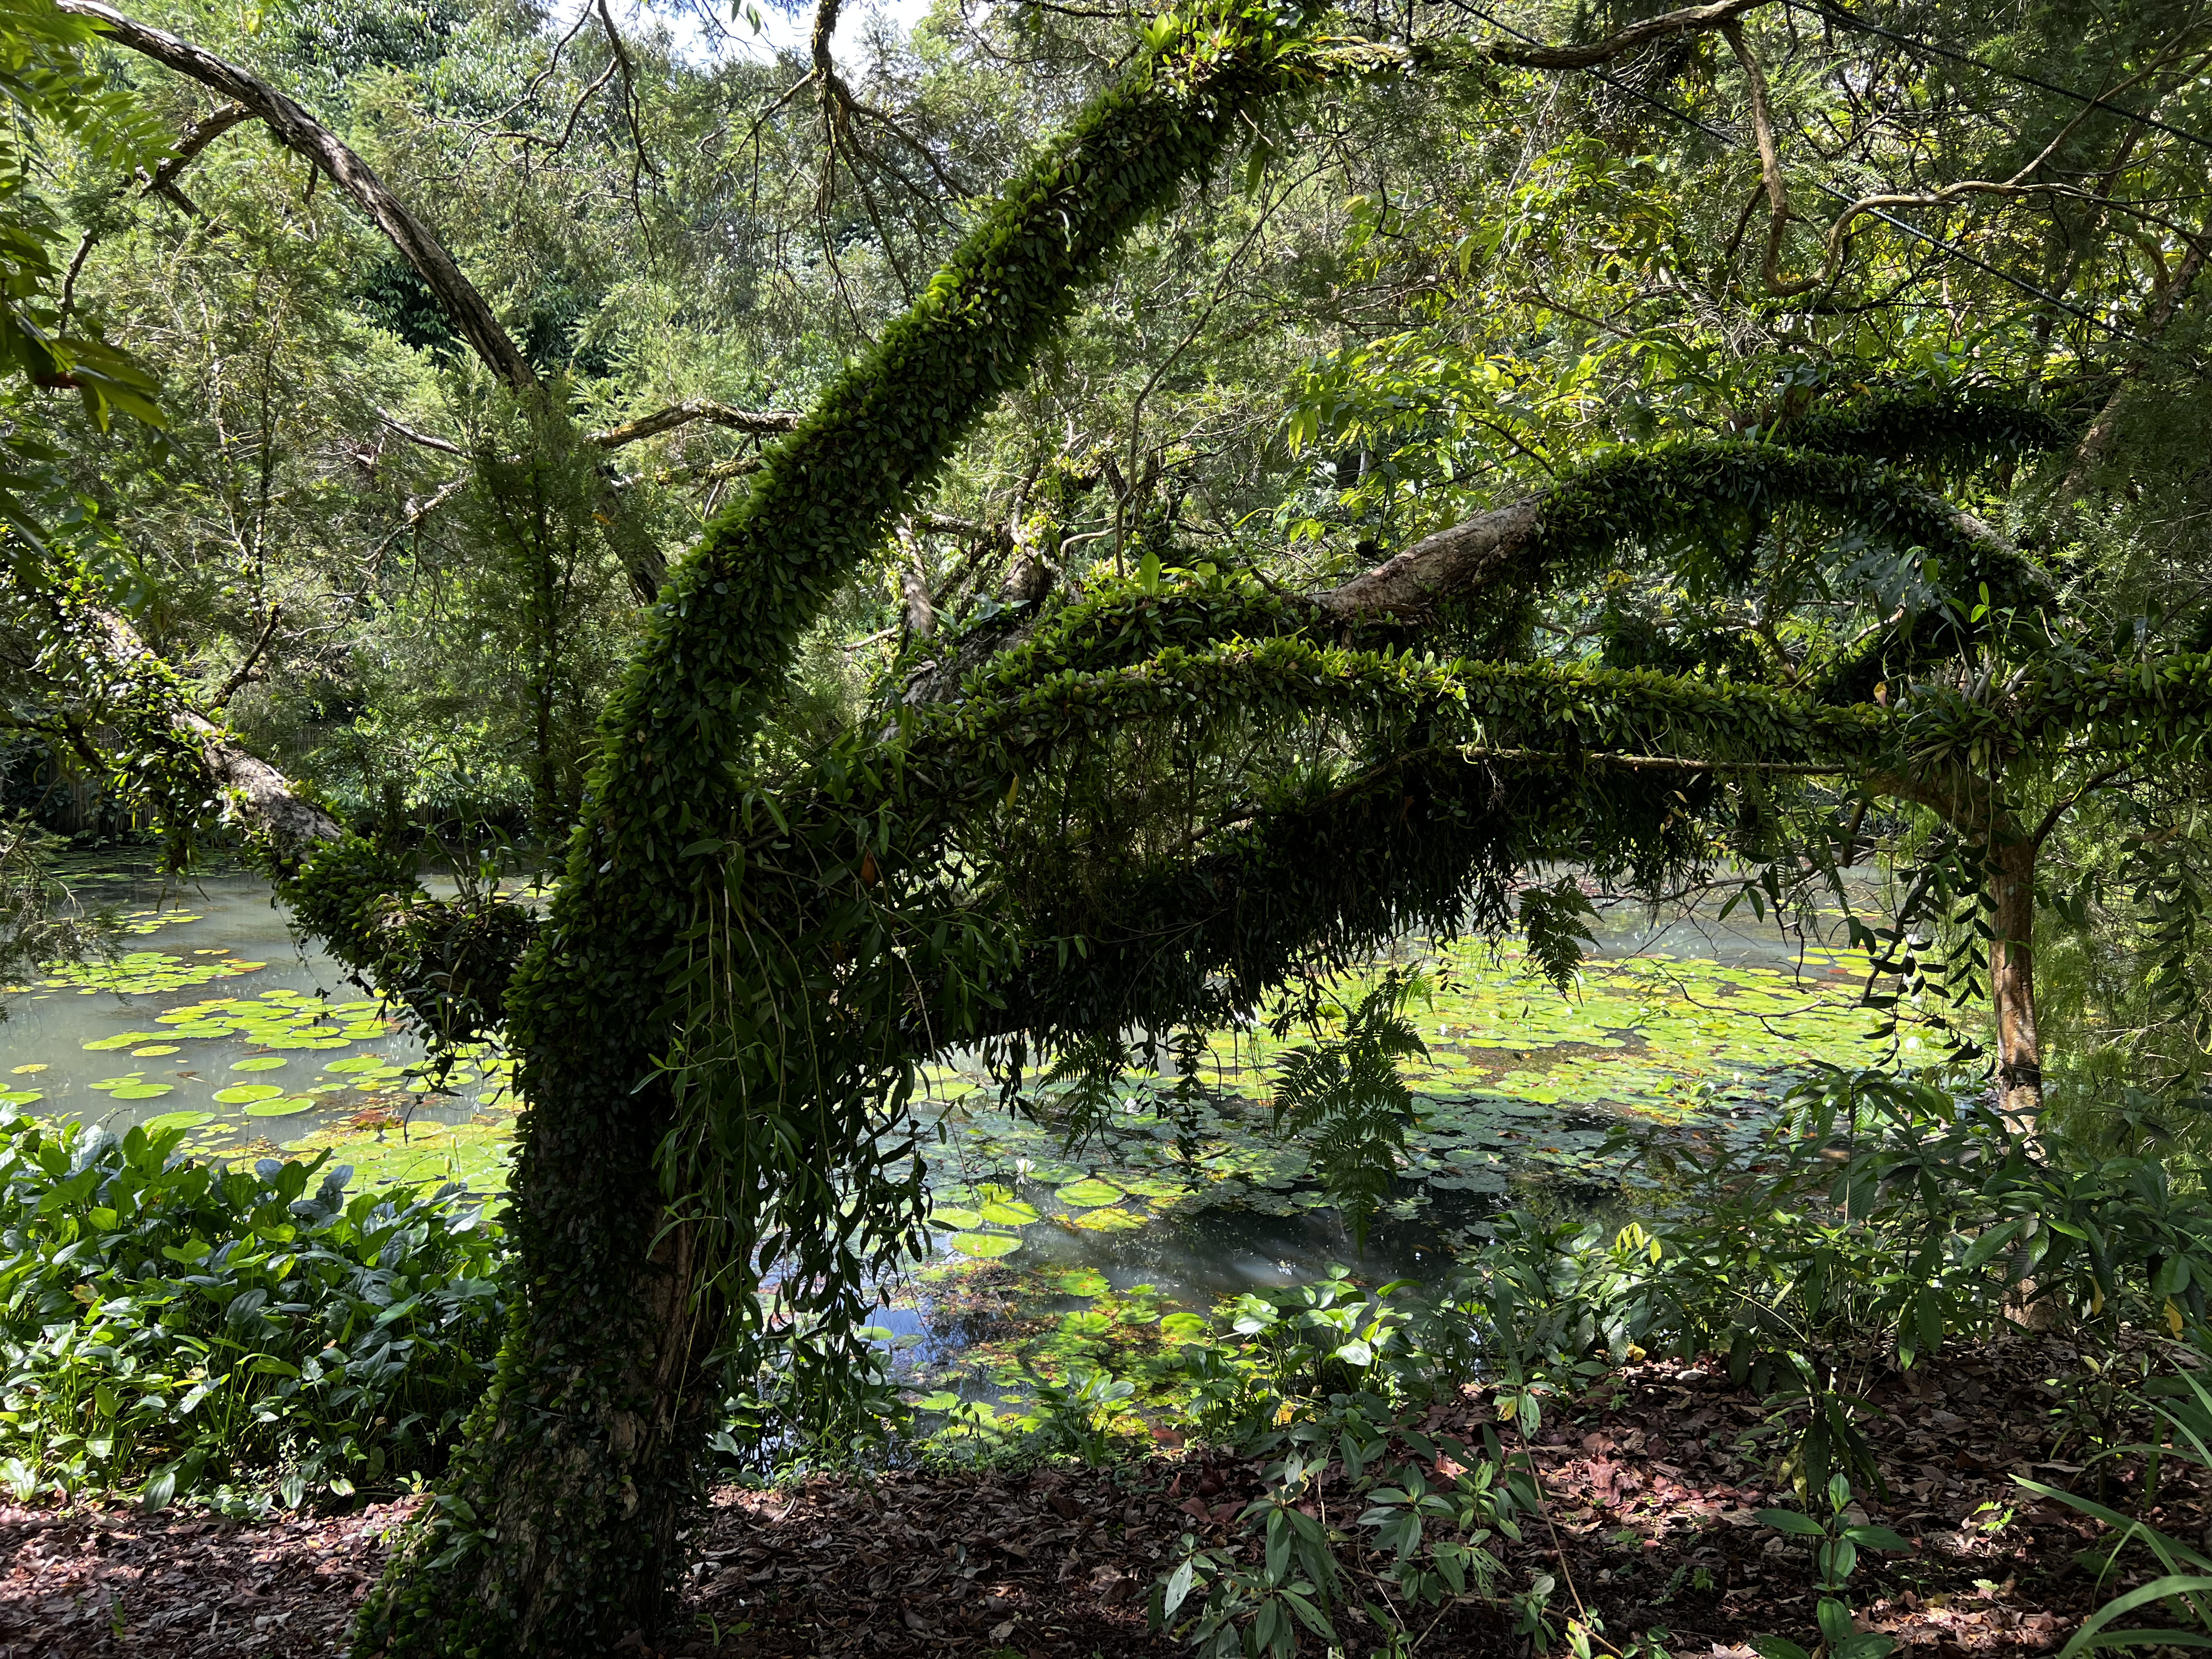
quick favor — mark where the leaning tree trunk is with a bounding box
[348,17,1321,1655]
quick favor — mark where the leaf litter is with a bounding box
[0,1335,2184,1657]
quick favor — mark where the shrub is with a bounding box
[0,1113,506,1509]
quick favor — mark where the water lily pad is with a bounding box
[231,1057,289,1072]
[131,1045,181,1057]
[978,1197,1039,1226]
[141,1111,217,1135]
[109,1082,176,1100]
[213,1083,284,1105]
[1044,1266,1110,1296]
[83,1032,166,1052]
[0,1089,43,1106]
[931,1205,984,1230]
[9,1063,45,1074]
[323,1055,388,1074]
[1055,1178,1123,1208]
[1118,1176,1195,1202]
[948,1230,1022,1259]
[1068,1205,1145,1233]
[244,1097,316,1118]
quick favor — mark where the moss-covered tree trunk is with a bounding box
[358,995,718,1650]
[349,16,1317,1653]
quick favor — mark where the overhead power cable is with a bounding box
[1792,1,2212,157]
[1454,2,2159,352]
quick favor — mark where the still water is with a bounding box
[3,867,1903,1357]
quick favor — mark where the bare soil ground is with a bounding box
[2,1335,2197,1658]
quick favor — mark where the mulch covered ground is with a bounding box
[2,1334,2199,1658]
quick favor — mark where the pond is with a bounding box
[3,865,1907,1388]
[0,869,519,1188]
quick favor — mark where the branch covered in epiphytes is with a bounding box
[901,392,2064,708]
[29,585,537,1048]
[56,0,537,390]
[62,598,346,860]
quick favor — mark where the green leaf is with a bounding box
[1758,1508,1828,1536]
[1163,1558,1196,1620]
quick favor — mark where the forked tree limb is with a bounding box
[59,0,538,390]
[138,98,249,215]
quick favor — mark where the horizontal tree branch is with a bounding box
[1459,744,1849,775]
[585,400,806,448]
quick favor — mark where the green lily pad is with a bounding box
[1118,1176,1196,1202]
[1044,1266,1110,1296]
[0,1089,44,1106]
[231,1056,289,1072]
[948,1230,1022,1260]
[931,1205,984,1230]
[1055,1178,1123,1209]
[244,1097,316,1118]
[83,1032,166,1052]
[109,1083,176,1100]
[978,1197,1040,1226]
[140,1111,217,1135]
[213,1083,285,1105]
[131,1044,181,1057]
[1068,1205,1145,1233]
[323,1056,388,1074]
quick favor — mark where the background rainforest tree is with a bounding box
[2,0,2211,1654]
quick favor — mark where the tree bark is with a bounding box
[79,605,346,859]
[1990,835,2043,1135]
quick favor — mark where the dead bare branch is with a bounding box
[586,400,805,449]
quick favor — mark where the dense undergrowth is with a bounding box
[10,1066,2212,1655]
[0,1115,504,1514]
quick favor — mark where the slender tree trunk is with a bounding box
[1990,836,2043,1137]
